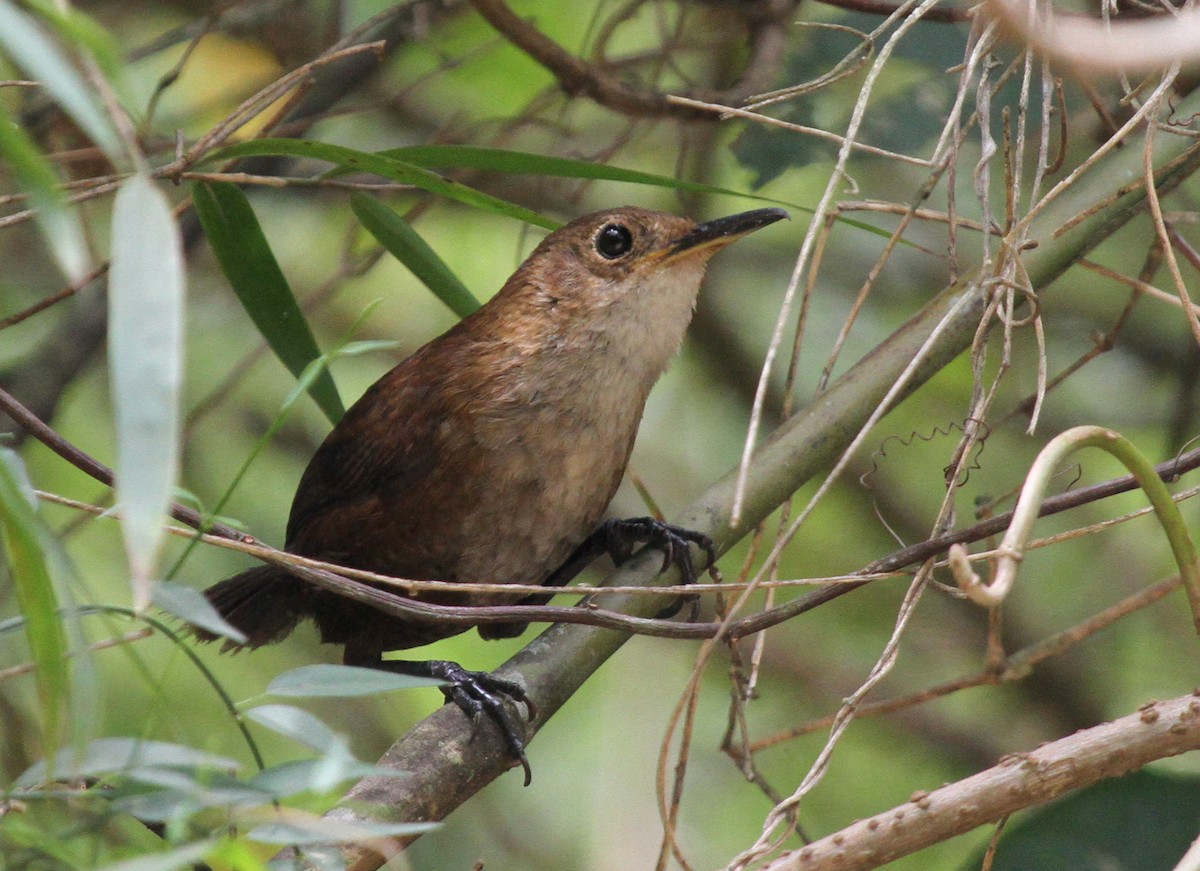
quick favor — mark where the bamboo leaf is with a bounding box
[94,840,219,871]
[16,0,123,80]
[192,181,345,424]
[384,144,801,210]
[0,0,119,159]
[152,582,246,645]
[246,818,433,846]
[267,664,443,697]
[0,107,89,282]
[0,449,69,761]
[378,144,899,239]
[109,173,185,610]
[350,192,481,318]
[205,138,559,230]
[245,704,345,755]
[20,737,240,786]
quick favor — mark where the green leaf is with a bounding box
[0,449,70,760]
[384,144,801,210]
[249,757,409,798]
[387,143,906,240]
[204,138,559,230]
[152,582,246,645]
[94,840,221,871]
[246,818,434,846]
[0,105,89,282]
[0,0,120,159]
[0,791,174,868]
[109,173,185,609]
[244,704,340,753]
[16,0,123,81]
[350,192,481,318]
[19,738,240,786]
[242,709,374,793]
[191,181,345,424]
[113,776,270,822]
[266,663,444,697]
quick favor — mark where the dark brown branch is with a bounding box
[0,263,109,331]
[0,291,108,449]
[246,443,1200,640]
[467,0,793,118]
[0,386,248,542]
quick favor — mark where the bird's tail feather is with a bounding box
[196,565,306,650]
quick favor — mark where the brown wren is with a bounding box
[199,205,787,782]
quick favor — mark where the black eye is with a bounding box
[595,223,633,259]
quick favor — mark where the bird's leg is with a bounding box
[358,655,535,786]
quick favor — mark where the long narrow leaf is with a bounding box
[267,664,443,696]
[245,704,341,753]
[20,738,240,786]
[384,144,801,209]
[0,449,69,761]
[192,181,345,424]
[205,138,559,230]
[152,582,246,644]
[17,0,123,80]
[350,192,481,318]
[0,104,89,281]
[380,145,901,239]
[0,0,119,159]
[109,173,185,610]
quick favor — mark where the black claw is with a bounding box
[369,658,535,786]
[597,517,713,620]
[434,663,535,785]
[600,517,713,582]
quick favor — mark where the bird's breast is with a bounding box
[446,361,647,586]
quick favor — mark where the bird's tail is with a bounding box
[196,565,307,650]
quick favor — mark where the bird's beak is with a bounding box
[666,207,789,259]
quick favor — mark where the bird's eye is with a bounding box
[595,223,634,259]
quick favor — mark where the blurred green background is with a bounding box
[3,1,1200,869]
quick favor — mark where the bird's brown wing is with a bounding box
[283,363,444,565]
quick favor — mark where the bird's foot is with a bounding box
[598,517,715,619]
[375,658,535,786]
[598,516,715,580]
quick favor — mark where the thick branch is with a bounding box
[764,692,1200,870]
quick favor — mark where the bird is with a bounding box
[197,204,787,783]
